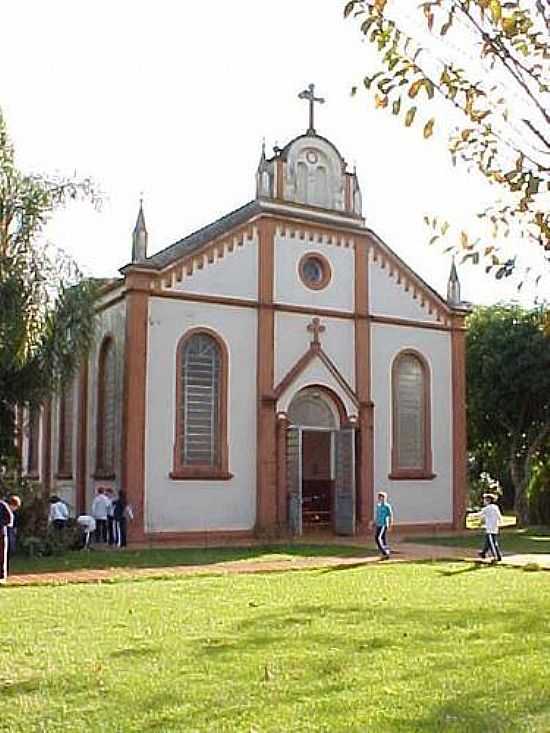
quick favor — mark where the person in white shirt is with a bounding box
[76,515,96,549]
[91,487,110,543]
[48,496,69,530]
[470,493,503,562]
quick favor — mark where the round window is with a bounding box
[299,253,331,290]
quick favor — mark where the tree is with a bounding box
[344,1,549,282]
[0,109,99,466]
[467,305,550,523]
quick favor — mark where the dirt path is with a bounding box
[5,541,482,588]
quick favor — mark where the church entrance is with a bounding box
[286,388,356,536]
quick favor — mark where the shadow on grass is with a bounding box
[434,562,486,577]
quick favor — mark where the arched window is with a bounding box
[172,330,230,479]
[57,382,74,478]
[390,351,434,480]
[96,337,116,477]
[27,407,40,477]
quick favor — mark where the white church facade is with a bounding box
[21,89,468,542]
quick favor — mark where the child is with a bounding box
[112,490,133,549]
[374,491,393,560]
[471,493,503,562]
[0,495,21,584]
[48,495,69,529]
[91,487,110,543]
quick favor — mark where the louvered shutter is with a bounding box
[180,334,220,466]
[396,354,425,469]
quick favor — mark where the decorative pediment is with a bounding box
[272,318,359,419]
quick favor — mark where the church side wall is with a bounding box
[370,323,453,525]
[144,297,257,532]
[274,230,354,311]
[84,299,127,512]
[49,377,78,511]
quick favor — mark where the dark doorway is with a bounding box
[301,430,333,527]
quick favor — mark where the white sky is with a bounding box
[1,0,547,305]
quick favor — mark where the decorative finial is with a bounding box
[132,197,148,263]
[298,83,325,135]
[447,256,461,306]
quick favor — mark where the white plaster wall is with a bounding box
[170,236,258,300]
[85,299,127,511]
[274,232,355,311]
[145,297,257,532]
[370,323,453,524]
[369,255,441,323]
[274,312,355,389]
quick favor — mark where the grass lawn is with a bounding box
[412,526,550,555]
[10,543,372,576]
[1,563,550,732]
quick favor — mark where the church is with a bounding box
[21,86,469,542]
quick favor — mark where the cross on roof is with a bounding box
[307,317,326,345]
[298,83,325,135]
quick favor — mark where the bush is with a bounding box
[0,459,82,556]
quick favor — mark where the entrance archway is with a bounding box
[286,387,356,536]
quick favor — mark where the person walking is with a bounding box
[470,493,503,562]
[112,490,133,549]
[0,495,21,584]
[91,487,110,543]
[374,491,393,560]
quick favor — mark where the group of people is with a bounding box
[372,490,503,562]
[89,487,133,549]
[48,487,133,549]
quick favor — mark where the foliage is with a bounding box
[528,456,550,524]
[466,304,550,523]
[344,0,550,282]
[468,469,502,510]
[0,108,99,462]
[2,566,550,731]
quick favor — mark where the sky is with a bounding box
[1,0,547,306]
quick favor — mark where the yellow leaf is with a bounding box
[489,0,501,24]
[460,231,469,248]
[375,94,388,109]
[423,118,435,138]
[405,107,417,127]
[408,79,422,98]
[374,0,387,11]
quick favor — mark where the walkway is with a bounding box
[5,542,549,588]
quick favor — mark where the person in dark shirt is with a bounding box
[112,490,133,548]
[0,495,21,583]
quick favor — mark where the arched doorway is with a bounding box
[286,387,356,536]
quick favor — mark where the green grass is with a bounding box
[2,563,550,732]
[411,526,550,555]
[10,543,372,576]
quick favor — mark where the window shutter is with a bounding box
[181,334,220,466]
[396,355,425,469]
